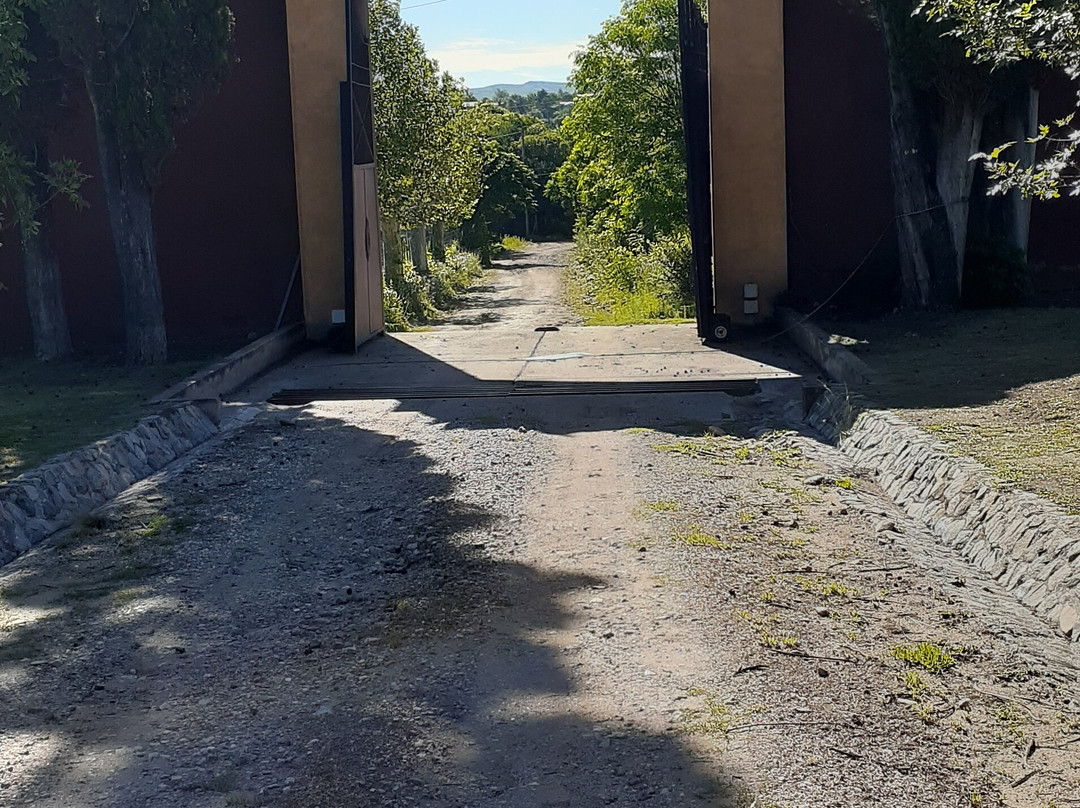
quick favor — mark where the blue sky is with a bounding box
[400,0,622,88]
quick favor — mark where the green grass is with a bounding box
[500,235,531,253]
[565,227,696,326]
[674,524,721,547]
[890,642,956,673]
[0,357,206,482]
[826,308,1080,513]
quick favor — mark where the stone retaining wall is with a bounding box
[0,404,219,566]
[809,387,1080,641]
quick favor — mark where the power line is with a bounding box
[400,0,449,10]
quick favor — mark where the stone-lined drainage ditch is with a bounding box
[809,386,1080,641]
[0,404,219,566]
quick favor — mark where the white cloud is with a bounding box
[429,38,584,80]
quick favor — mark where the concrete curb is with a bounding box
[0,403,220,567]
[809,386,1080,641]
[777,307,877,386]
[155,322,307,404]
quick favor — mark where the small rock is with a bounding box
[815,607,831,618]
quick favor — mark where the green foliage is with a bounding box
[40,0,235,179]
[891,641,957,673]
[549,0,694,323]
[370,0,483,230]
[458,109,537,264]
[962,238,1029,307]
[490,87,575,126]
[500,235,529,252]
[566,225,694,325]
[383,244,484,330]
[551,0,688,243]
[0,1,86,245]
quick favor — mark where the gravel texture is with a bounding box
[2,246,1078,807]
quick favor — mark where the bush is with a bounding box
[383,243,484,329]
[565,226,695,325]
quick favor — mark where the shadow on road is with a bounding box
[0,408,740,806]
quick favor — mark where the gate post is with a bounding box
[708,0,788,325]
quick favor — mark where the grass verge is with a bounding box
[0,357,205,483]
[564,227,695,326]
[825,308,1080,513]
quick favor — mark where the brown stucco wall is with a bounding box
[0,0,301,356]
[708,0,788,325]
[284,0,348,341]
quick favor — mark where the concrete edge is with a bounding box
[777,307,878,386]
[0,403,223,567]
[154,322,308,404]
[808,385,1080,641]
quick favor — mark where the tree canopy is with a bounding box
[551,0,687,244]
[370,0,482,231]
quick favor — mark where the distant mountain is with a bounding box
[470,81,570,99]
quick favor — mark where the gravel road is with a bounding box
[2,243,1078,807]
[436,242,581,330]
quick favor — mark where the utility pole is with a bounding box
[521,130,530,237]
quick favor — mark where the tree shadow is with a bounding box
[0,408,741,806]
[822,307,1080,410]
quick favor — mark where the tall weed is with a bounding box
[383,244,485,330]
[566,227,695,325]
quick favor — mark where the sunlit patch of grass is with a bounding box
[678,687,766,737]
[642,499,680,513]
[500,235,530,253]
[835,477,855,490]
[674,524,721,548]
[797,575,858,598]
[993,702,1028,748]
[624,427,656,435]
[137,514,170,538]
[890,642,956,673]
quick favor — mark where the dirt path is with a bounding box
[3,259,1080,806]
[437,242,581,330]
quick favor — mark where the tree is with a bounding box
[856,0,1039,308]
[920,0,1080,199]
[550,0,687,245]
[370,0,483,285]
[0,0,85,361]
[458,105,538,265]
[39,0,234,364]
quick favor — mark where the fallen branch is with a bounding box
[765,647,859,664]
[1011,770,1038,788]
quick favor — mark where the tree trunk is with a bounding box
[1001,86,1038,255]
[20,147,72,362]
[409,224,429,275]
[383,217,406,287]
[881,14,959,309]
[936,98,984,294]
[86,72,167,365]
[431,222,446,262]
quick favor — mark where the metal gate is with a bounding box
[677,0,729,343]
[341,0,384,351]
